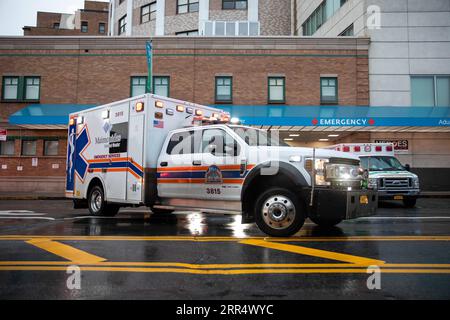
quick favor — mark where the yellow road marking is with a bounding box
[0,235,449,242]
[26,238,106,264]
[0,261,449,269]
[240,239,385,265]
[0,266,449,274]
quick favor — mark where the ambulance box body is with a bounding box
[66,94,227,205]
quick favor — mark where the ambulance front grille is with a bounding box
[381,178,411,190]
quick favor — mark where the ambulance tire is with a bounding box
[403,197,417,208]
[150,207,174,215]
[88,185,120,217]
[309,217,343,227]
[255,187,305,237]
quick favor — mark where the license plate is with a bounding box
[360,195,369,204]
[394,195,404,200]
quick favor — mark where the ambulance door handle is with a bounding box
[160,162,168,167]
[192,160,202,166]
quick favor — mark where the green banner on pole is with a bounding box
[145,41,153,93]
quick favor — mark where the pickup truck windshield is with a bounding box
[231,127,289,147]
[360,156,405,172]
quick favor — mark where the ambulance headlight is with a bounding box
[412,177,420,189]
[326,163,361,181]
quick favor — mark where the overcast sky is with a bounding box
[0,0,109,36]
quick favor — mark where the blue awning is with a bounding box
[7,104,450,130]
[215,105,450,127]
[9,104,96,126]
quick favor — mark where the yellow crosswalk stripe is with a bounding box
[26,238,106,264]
[240,239,385,265]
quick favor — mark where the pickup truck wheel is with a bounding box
[403,197,417,208]
[88,185,119,216]
[255,188,305,237]
[309,217,342,227]
[150,207,174,215]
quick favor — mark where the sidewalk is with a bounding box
[1,191,450,200]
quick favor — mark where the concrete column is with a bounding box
[198,0,210,35]
[155,0,165,36]
[109,0,115,35]
[126,0,133,36]
[248,0,258,22]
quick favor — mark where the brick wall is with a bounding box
[0,37,369,189]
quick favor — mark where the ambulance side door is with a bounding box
[157,130,198,199]
[105,103,129,201]
[197,128,244,201]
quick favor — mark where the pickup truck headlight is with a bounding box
[412,177,420,189]
[368,178,378,190]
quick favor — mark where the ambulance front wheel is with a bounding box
[88,185,120,216]
[255,187,305,237]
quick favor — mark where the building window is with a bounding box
[177,0,199,14]
[0,140,15,156]
[223,0,247,10]
[302,0,348,36]
[130,76,147,97]
[141,2,156,23]
[411,76,450,107]
[339,24,354,36]
[24,77,40,100]
[118,15,126,35]
[153,76,170,97]
[268,77,285,103]
[176,30,199,36]
[321,77,338,104]
[44,140,59,156]
[2,76,19,100]
[53,22,60,29]
[215,77,232,103]
[81,21,88,33]
[21,140,36,156]
[2,76,40,102]
[202,21,259,36]
[99,23,106,34]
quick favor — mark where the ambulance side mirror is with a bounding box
[404,164,411,171]
[208,144,216,155]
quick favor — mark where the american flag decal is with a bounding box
[153,120,164,128]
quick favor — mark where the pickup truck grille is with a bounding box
[380,178,411,190]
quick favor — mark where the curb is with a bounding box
[0,195,67,200]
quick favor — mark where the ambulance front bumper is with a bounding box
[307,188,378,220]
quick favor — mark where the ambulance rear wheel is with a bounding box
[255,187,305,237]
[88,185,119,216]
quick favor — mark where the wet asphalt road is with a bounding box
[0,198,449,300]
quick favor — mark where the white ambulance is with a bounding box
[325,143,420,207]
[66,94,377,236]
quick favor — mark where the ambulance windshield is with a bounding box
[231,127,289,147]
[360,156,406,172]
